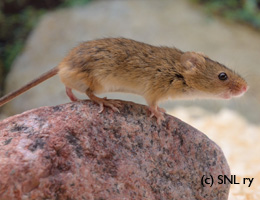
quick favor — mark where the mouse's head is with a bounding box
[180,52,248,99]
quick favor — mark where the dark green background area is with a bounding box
[192,0,260,29]
[0,0,91,95]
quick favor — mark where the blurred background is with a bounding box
[0,0,260,199]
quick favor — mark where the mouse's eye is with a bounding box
[218,72,228,81]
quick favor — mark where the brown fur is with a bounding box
[59,38,247,102]
[0,38,248,122]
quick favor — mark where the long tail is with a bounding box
[0,67,59,107]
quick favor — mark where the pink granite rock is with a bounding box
[0,101,230,200]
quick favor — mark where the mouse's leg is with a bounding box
[86,88,121,113]
[157,107,166,113]
[148,105,165,124]
[66,87,78,102]
[146,98,165,124]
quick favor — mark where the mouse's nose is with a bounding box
[236,85,248,97]
[241,85,248,93]
[231,83,248,98]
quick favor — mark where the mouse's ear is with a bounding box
[180,52,206,70]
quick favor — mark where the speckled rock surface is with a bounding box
[0,101,230,200]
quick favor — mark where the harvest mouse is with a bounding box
[0,38,248,123]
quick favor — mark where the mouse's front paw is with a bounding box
[148,106,165,125]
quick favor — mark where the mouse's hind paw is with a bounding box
[86,89,122,113]
[97,98,122,113]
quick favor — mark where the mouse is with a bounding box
[0,38,248,124]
